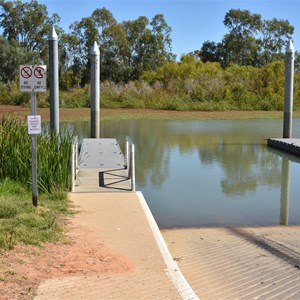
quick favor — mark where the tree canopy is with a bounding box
[197,9,294,67]
[0,2,297,91]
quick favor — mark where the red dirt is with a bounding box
[0,218,134,300]
[0,105,292,122]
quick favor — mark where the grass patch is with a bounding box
[0,179,72,250]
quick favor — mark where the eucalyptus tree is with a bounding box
[199,40,222,63]
[0,0,60,54]
[258,18,294,65]
[68,7,117,85]
[100,22,130,82]
[0,36,29,83]
[222,9,262,66]
[122,14,174,80]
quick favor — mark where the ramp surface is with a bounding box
[34,192,197,299]
[163,226,300,300]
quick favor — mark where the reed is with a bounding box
[0,116,74,193]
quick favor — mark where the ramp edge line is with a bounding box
[136,191,200,300]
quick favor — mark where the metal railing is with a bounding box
[125,136,136,191]
[71,136,79,192]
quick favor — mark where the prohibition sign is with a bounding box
[34,66,44,79]
[21,66,32,79]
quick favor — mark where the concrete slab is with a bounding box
[163,226,300,300]
[34,192,198,300]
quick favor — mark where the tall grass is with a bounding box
[0,116,74,193]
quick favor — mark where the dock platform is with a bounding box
[74,138,133,192]
[267,138,300,156]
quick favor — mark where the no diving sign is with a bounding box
[20,65,47,92]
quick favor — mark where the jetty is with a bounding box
[267,138,300,156]
[72,137,135,192]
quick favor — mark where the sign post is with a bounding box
[20,65,46,207]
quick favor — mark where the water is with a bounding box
[72,118,300,229]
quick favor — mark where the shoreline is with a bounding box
[1,105,300,121]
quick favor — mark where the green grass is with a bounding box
[0,179,72,250]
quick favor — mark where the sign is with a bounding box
[20,65,47,92]
[27,115,41,135]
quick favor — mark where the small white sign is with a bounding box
[27,115,42,135]
[20,65,47,92]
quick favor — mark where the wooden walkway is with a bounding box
[267,138,300,156]
[74,138,133,192]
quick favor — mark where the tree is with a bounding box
[199,40,222,62]
[259,18,294,64]
[100,23,130,82]
[69,9,175,84]
[0,0,60,53]
[0,36,31,83]
[222,9,262,66]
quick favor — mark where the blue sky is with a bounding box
[39,0,300,58]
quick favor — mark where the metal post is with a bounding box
[49,27,59,133]
[126,139,129,169]
[91,41,100,138]
[283,39,294,138]
[130,144,136,191]
[31,92,38,206]
[71,142,74,192]
[280,158,290,225]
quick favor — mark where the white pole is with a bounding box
[49,27,60,133]
[91,41,100,138]
[31,92,38,206]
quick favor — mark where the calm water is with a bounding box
[72,118,300,229]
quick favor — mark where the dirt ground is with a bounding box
[0,105,295,122]
[0,217,134,300]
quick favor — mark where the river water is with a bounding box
[72,118,300,229]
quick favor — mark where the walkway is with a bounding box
[34,192,198,299]
[162,226,300,299]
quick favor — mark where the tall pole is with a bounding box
[91,41,100,138]
[31,92,38,207]
[283,39,294,138]
[49,27,59,133]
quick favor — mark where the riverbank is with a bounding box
[1,105,300,121]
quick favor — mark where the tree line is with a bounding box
[195,9,295,67]
[0,0,299,110]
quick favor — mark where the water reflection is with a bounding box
[280,158,290,225]
[71,118,300,228]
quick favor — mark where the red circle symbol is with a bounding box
[21,67,32,79]
[34,67,45,79]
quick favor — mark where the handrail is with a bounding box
[71,136,79,192]
[125,136,136,191]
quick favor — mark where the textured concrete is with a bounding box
[34,192,197,300]
[162,226,300,300]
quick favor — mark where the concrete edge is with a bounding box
[136,191,200,300]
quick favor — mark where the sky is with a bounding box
[38,0,300,59]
